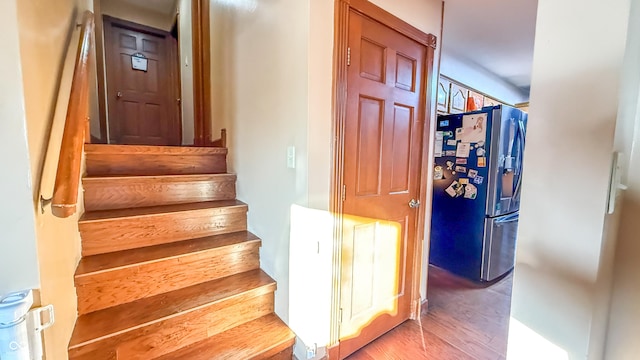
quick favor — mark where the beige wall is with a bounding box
[213,0,442,358]
[15,0,91,359]
[507,0,630,359]
[440,54,529,105]
[604,0,640,358]
[216,0,310,323]
[0,0,40,297]
[101,0,174,31]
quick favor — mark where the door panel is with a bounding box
[104,16,180,145]
[389,104,413,193]
[356,96,384,196]
[340,10,426,358]
[487,107,526,216]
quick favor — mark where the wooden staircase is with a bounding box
[68,144,295,360]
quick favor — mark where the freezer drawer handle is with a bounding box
[409,199,420,208]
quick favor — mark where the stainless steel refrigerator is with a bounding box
[429,105,528,282]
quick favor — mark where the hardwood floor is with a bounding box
[346,265,513,360]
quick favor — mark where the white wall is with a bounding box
[215,1,442,358]
[507,0,630,359]
[0,0,40,296]
[178,0,194,144]
[101,0,174,31]
[217,0,310,326]
[440,52,529,104]
[604,0,640,358]
[16,0,91,357]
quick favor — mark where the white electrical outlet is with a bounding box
[306,343,317,359]
[287,146,296,169]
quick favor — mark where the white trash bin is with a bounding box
[0,290,54,360]
[0,290,33,360]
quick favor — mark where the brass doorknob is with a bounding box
[409,199,420,208]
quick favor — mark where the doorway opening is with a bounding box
[330,1,436,358]
[102,15,181,145]
[90,0,212,146]
[423,0,537,358]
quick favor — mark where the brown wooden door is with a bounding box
[104,16,180,145]
[339,10,426,358]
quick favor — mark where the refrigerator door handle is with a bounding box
[512,120,526,202]
[495,212,519,224]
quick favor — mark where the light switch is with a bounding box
[287,146,296,169]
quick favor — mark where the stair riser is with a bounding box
[155,314,295,360]
[80,207,248,256]
[84,175,237,211]
[86,154,227,176]
[262,346,295,360]
[68,291,275,360]
[76,244,260,315]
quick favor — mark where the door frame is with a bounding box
[191,0,212,145]
[329,0,437,356]
[94,0,212,145]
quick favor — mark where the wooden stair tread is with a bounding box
[69,269,275,349]
[85,144,228,176]
[85,144,228,155]
[156,314,295,360]
[83,174,237,212]
[76,231,260,276]
[80,200,247,222]
[83,173,236,181]
[82,174,236,212]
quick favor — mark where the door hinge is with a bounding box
[341,184,346,202]
[347,47,351,66]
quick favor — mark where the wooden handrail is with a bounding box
[50,11,95,218]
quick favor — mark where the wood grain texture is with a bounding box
[69,291,274,360]
[212,128,227,148]
[76,236,260,314]
[79,200,247,256]
[76,231,259,275]
[103,16,180,145]
[155,314,295,360]
[192,0,212,145]
[85,144,227,176]
[330,0,350,349]
[72,142,294,358]
[345,266,512,360]
[338,9,427,357]
[83,174,237,211]
[70,270,275,347]
[51,11,94,218]
[265,347,294,360]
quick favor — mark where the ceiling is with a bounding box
[117,0,178,15]
[442,0,538,96]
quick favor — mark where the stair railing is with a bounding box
[39,11,95,218]
[212,129,227,148]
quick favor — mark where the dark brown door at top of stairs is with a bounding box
[104,16,180,145]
